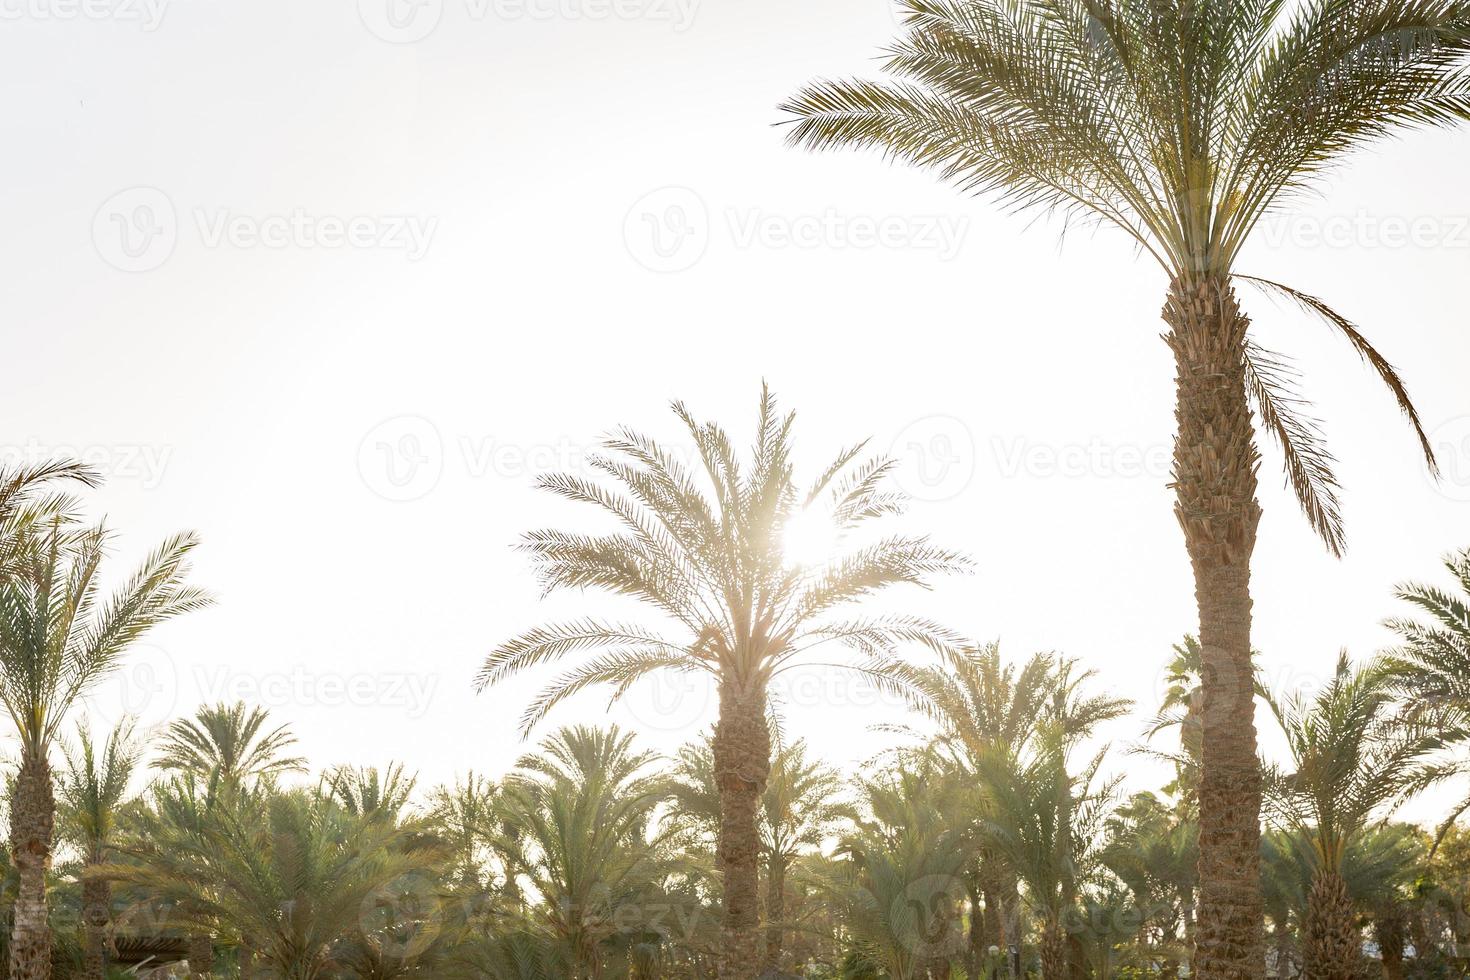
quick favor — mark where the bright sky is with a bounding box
[2,0,1467,825]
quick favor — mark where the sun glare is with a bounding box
[782,507,840,569]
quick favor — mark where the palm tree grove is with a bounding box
[6,0,1470,978]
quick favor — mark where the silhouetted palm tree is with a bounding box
[480,388,969,979]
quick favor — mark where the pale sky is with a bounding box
[1,0,1467,824]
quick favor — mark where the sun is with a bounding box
[782,507,840,569]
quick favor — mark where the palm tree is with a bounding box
[808,762,973,980]
[1385,547,1470,843]
[671,736,851,973]
[977,731,1118,980]
[0,517,208,980]
[479,388,970,980]
[326,763,418,823]
[892,644,1129,957]
[781,5,1470,974]
[57,719,146,980]
[427,772,502,893]
[152,701,305,787]
[112,785,441,980]
[494,726,674,978]
[1265,654,1445,980]
[1102,793,1199,978]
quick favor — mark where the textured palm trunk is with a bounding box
[9,752,55,980]
[1166,276,1265,980]
[763,854,786,973]
[81,875,110,980]
[1038,918,1067,980]
[713,676,770,980]
[1305,871,1359,980]
[1373,908,1407,980]
[189,932,215,977]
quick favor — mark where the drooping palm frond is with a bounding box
[782,0,1470,553]
[0,459,99,577]
[1237,275,1438,475]
[481,387,970,735]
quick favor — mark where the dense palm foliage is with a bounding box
[479,388,970,980]
[781,3,1470,974]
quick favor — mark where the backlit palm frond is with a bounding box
[1238,275,1438,474]
[152,701,305,786]
[58,718,145,860]
[1242,340,1345,555]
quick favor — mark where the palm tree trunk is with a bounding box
[763,854,787,973]
[188,932,214,977]
[713,676,771,980]
[8,752,55,980]
[1039,917,1067,980]
[1165,276,1265,980]
[81,874,110,980]
[1305,871,1359,980]
[1374,909,1407,980]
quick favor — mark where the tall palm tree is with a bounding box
[0,518,208,980]
[494,726,674,978]
[152,701,305,787]
[781,5,1470,975]
[57,719,146,980]
[1265,654,1445,980]
[479,388,970,980]
[671,736,851,973]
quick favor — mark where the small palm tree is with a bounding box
[480,388,969,979]
[0,518,208,980]
[782,5,1470,973]
[113,787,440,980]
[152,701,305,787]
[427,772,502,893]
[977,732,1118,980]
[808,762,973,980]
[57,719,146,980]
[1265,654,1445,980]
[495,726,673,978]
[326,763,418,824]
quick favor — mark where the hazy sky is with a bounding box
[2,0,1467,821]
